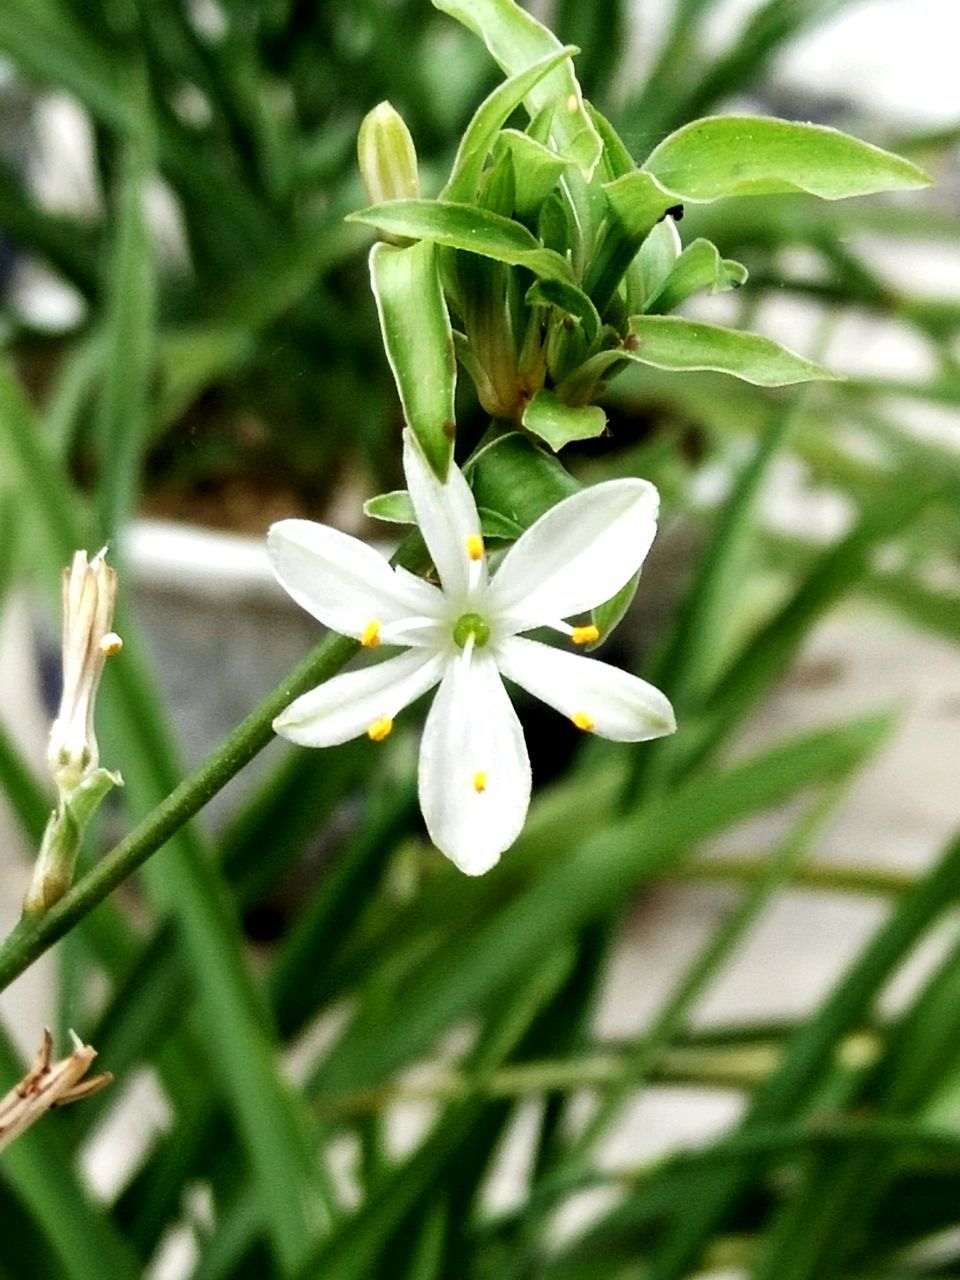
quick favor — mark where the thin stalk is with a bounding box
[566,788,847,1165]
[0,630,357,995]
[669,853,917,898]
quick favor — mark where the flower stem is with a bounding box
[0,631,358,996]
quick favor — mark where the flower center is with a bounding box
[452,612,491,649]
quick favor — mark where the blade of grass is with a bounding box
[95,69,156,542]
[640,827,960,1280]
[309,711,892,1102]
[0,362,347,1268]
[675,470,943,780]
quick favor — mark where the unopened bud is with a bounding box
[358,101,420,218]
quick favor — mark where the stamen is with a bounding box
[99,632,123,656]
[466,534,484,562]
[571,625,600,646]
[367,717,393,742]
[571,711,595,732]
[472,771,487,793]
[361,620,382,648]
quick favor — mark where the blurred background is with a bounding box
[1,2,959,1278]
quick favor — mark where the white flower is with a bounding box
[268,433,675,875]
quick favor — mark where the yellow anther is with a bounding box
[571,624,600,646]
[361,620,382,648]
[99,632,123,656]
[466,534,484,562]
[367,717,393,742]
[571,711,595,733]
[472,771,487,794]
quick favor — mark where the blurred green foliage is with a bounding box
[0,2,959,1280]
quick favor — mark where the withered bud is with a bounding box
[46,549,119,795]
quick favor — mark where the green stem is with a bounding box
[669,852,916,898]
[0,630,357,995]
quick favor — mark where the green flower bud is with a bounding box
[358,102,420,234]
[24,767,122,916]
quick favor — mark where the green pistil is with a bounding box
[452,612,491,649]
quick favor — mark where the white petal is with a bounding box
[274,649,445,747]
[402,430,483,604]
[489,479,660,631]
[497,636,675,742]
[268,519,444,641]
[418,651,531,875]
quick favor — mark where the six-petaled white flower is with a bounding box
[268,432,675,875]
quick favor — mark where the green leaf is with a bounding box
[364,489,523,540]
[350,200,574,285]
[156,325,255,427]
[370,240,457,478]
[624,316,837,385]
[525,275,602,343]
[584,103,636,180]
[584,170,680,313]
[0,364,336,1271]
[589,570,640,649]
[521,387,607,450]
[644,237,748,313]
[364,489,416,524]
[477,506,525,539]
[603,169,680,230]
[644,115,931,202]
[433,0,602,178]
[311,713,893,1101]
[468,431,581,530]
[95,73,156,541]
[442,46,578,202]
[493,128,568,217]
[635,217,681,310]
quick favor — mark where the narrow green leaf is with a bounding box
[585,101,636,180]
[351,200,574,285]
[567,783,858,1167]
[364,489,523,540]
[644,827,960,1280]
[468,431,581,530]
[494,129,568,216]
[589,570,640,650]
[521,387,607,450]
[525,275,601,343]
[644,237,748,314]
[156,325,255,427]
[584,170,679,312]
[635,217,681,310]
[433,0,602,178]
[312,713,891,1100]
[0,365,336,1271]
[442,46,578,202]
[95,72,156,541]
[644,115,931,202]
[625,315,837,385]
[370,240,457,478]
[477,507,525,539]
[364,489,417,524]
[301,949,577,1280]
[603,169,680,230]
